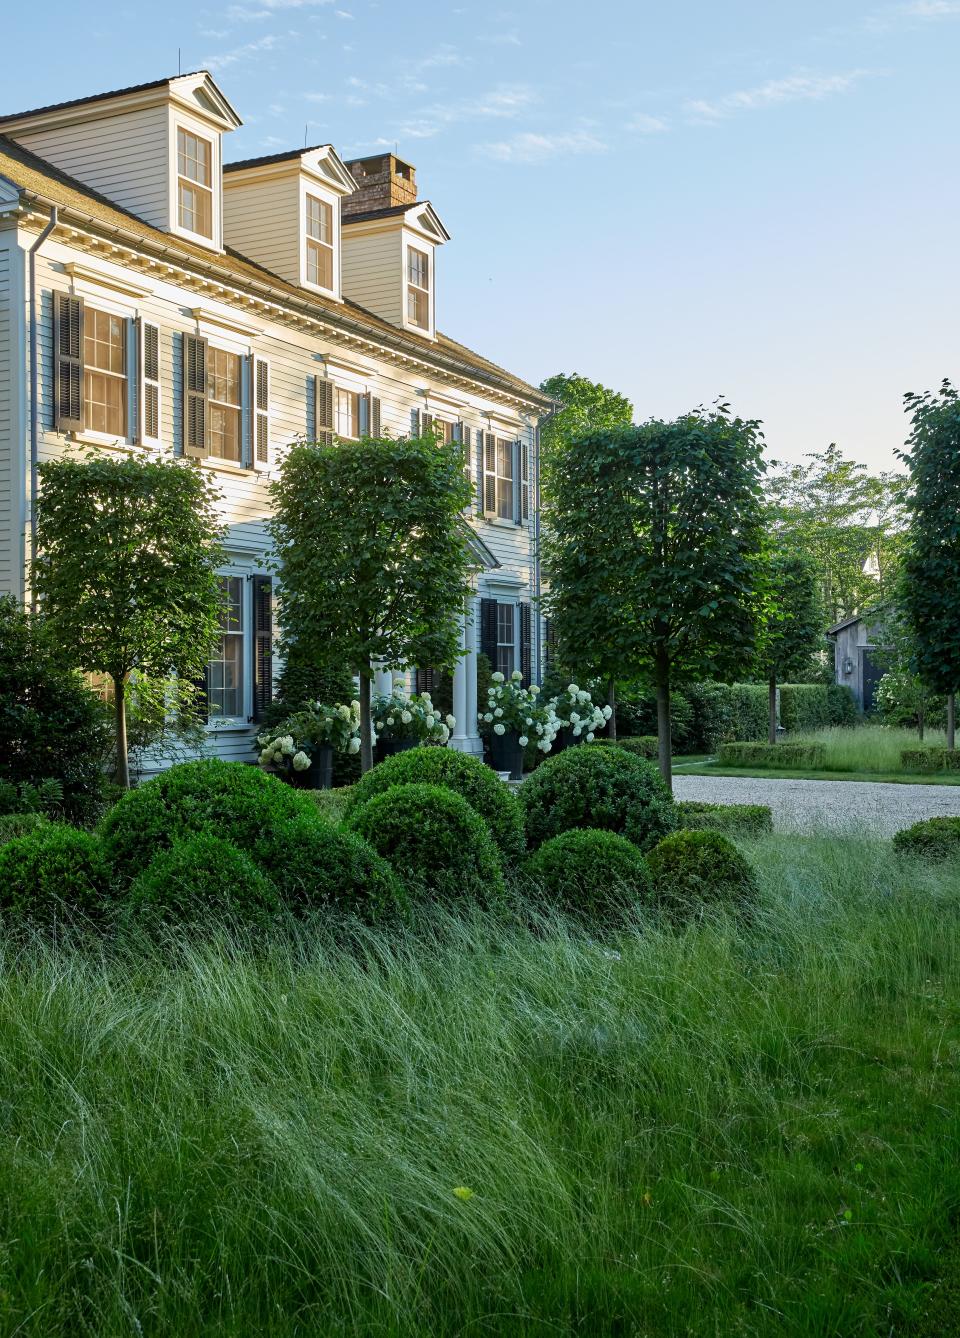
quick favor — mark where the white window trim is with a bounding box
[402,230,434,338]
[204,334,249,468]
[206,568,250,730]
[299,178,341,300]
[70,299,136,447]
[170,115,222,251]
[334,383,361,441]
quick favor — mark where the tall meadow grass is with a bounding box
[0,834,959,1334]
[788,724,948,773]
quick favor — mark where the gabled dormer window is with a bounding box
[407,246,430,330]
[306,194,334,290]
[177,128,214,239]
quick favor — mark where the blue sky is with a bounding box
[5,0,960,469]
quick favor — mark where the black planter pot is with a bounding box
[489,728,524,781]
[291,744,334,790]
[375,736,419,765]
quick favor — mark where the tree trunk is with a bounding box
[359,667,374,773]
[948,693,957,753]
[113,673,130,790]
[607,679,617,742]
[768,675,778,746]
[654,652,672,793]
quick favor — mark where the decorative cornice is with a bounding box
[63,260,154,298]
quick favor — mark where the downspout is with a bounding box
[28,205,57,613]
[533,402,559,685]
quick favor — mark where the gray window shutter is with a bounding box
[475,428,484,512]
[54,292,84,432]
[422,411,434,437]
[512,439,522,524]
[415,667,438,696]
[254,358,269,465]
[410,407,421,436]
[370,395,381,437]
[315,375,334,445]
[458,422,471,475]
[519,602,532,686]
[139,319,160,444]
[251,574,273,722]
[183,332,208,458]
[483,432,496,516]
[479,598,498,665]
[358,392,370,437]
[521,439,530,521]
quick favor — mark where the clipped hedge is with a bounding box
[604,736,659,760]
[684,682,768,752]
[525,828,654,919]
[100,758,317,884]
[646,829,757,921]
[343,748,525,863]
[125,832,280,933]
[675,801,773,837]
[826,684,859,727]
[520,745,675,852]
[892,816,960,862]
[0,812,52,845]
[0,824,112,926]
[901,747,960,773]
[779,684,830,733]
[716,741,826,769]
[345,782,505,904]
[615,688,694,751]
[252,816,406,922]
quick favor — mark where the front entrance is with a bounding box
[860,648,884,712]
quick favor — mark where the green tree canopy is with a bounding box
[754,546,824,743]
[542,404,765,788]
[268,434,473,771]
[899,379,960,748]
[539,372,633,460]
[33,454,226,788]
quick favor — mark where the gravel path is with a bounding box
[673,774,960,837]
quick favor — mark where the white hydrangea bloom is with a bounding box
[386,716,395,726]
[530,684,540,695]
[439,724,450,742]
[292,751,311,772]
[347,737,361,755]
[426,714,436,728]
[337,704,352,720]
[493,722,506,736]
[401,710,412,724]
[483,712,494,723]
[567,684,579,695]
[492,671,505,683]
[511,669,523,681]
[494,707,503,718]
[446,714,456,729]
[259,749,272,765]
[603,705,613,719]
[518,735,529,747]
[281,736,296,756]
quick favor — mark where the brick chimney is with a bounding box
[342,153,417,216]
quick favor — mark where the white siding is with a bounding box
[341,226,402,326]
[223,173,300,286]
[9,107,172,230]
[0,231,24,597]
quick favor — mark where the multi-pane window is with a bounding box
[495,437,514,520]
[208,576,244,720]
[207,347,242,461]
[305,194,334,289]
[435,419,454,444]
[335,387,358,438]
[496,602,516,679]
[83,307,126,436]
[407,246,430,329]
[177,128,213,238]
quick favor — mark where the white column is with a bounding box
[451,597,483,755]
[372,663,393,698]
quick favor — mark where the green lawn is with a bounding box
[1,833,959,1335]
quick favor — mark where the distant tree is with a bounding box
[754,547,824,744]
[899,380,960,750]
[34,455,225,789]
[268,434,472,772]
[873,601,941,741]
[539,372,633,461]
[542,404,765,789]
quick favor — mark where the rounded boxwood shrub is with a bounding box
[100,758,317,884]
[525,828,654,919]
[343,747,525,864]
[252,816,406,922]
[125,832,280,933]
[0,823,112,925]
[892,816,960,862]
[520,745,675,852]
[646,829,757,922]
[345,782,505,904]
[0,812,52,845]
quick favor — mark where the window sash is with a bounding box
[407,246,430,329]
[82,307,126,436]
[335,387,358,438]
[496,602,516,678]
[207,347,242,462]
[177,129,213,238]
[306,238,334,289]
[495,436,514,520]
[208,576,245,721]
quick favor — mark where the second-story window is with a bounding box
[177,128,213,239]
[208,347,242,461]
[335,387,358,438]
[306,195,334,289]
[407,246,430,329]
[495,437,514,520]
[83,307,126,436]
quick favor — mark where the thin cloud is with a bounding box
[479,30,522,45]
[201,33,280,70]
[898,0,960,12]
[626,113,669,133]
[478,129,607,164]
[685,70,871,122]
[228,0,331,19]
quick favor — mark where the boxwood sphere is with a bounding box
[646,828,757,922]
[100,758,317,883]
[345,782,505,904]
[0,812,52,845]
[525,827,654,919]
[344,747,525,864]
[892,816,960,862]
[0,823,112,926]
[252,816,407,922]
[520,745,676,851]
[125,831,280,932]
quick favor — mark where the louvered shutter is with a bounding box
[519,602,532,686]
[183,333,208,458]
[54,292,84,432]
[410,407,421,436]
[315,375,334,445]
[138,319,161,445]
[511,439,522,524]
[370,395,381,437]
[422,411,434,437]
[479,597,498,666]
[475,428,484,512]
[459,423,471,476]
[254,357,269,466]
[415,667,438,697]
[520,439,530,521]
[251,574,274,722]
[358,393,370,437]
[545,617,557,671]
[483,432,497,516]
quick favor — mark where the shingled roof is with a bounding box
[0,134,549,408]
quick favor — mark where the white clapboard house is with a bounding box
[0,71,552,763]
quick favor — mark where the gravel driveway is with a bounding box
[674,774,960,838]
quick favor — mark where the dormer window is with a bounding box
[177,128,214,239]
[306,194,334,290]
[407,246,430,329]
